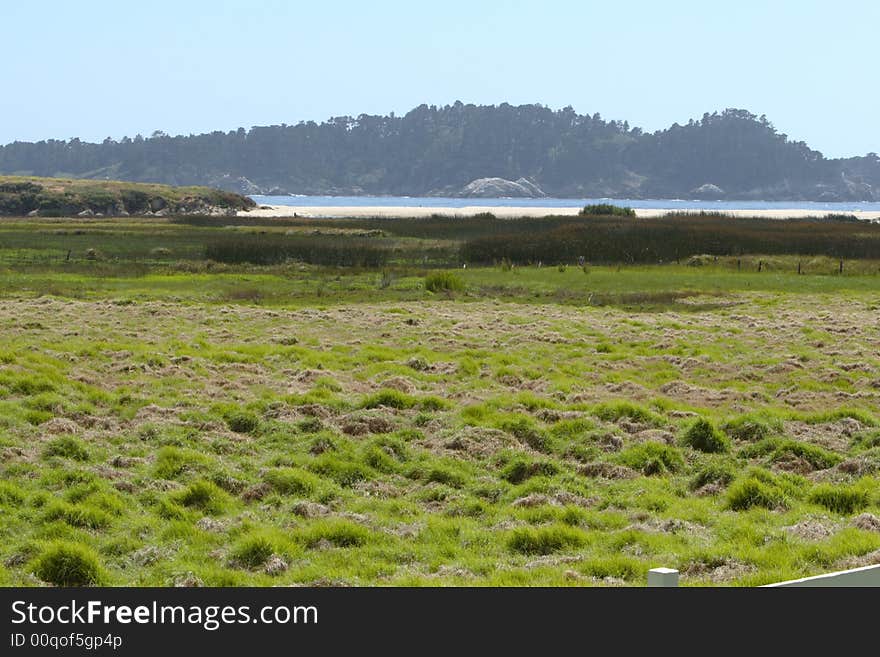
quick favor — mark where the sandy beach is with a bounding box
[241,205,880,221]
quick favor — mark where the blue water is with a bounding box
[250,195,880,213]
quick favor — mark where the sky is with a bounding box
[2,0,878,158]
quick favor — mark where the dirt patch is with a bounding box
[783,519,835,541]
[681,558,757,582]
[852,513,880,532]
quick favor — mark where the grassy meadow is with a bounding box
[0,212,879,587]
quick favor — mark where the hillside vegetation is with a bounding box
[1,104,879,200]
[0,176,255,218]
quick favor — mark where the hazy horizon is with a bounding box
[3,0,879,158]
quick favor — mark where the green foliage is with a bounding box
[689,460,737,491]
[726,477,786,511]
[593,401,662,426]
[361,389,417,410]
[302,519,370,548]
[44,502,112,529]
[501,457,559,484]
[225,410,260,434]
[497,416,550,452]
[809,485,870,515]
[32,542,105,586]
[507,525,585,555]
[264,468,322,495]
[170,480,231,515]
[425,271,465,293]
[580,204,636,217]
[721,415,779,442]
[681,418,730,453]
[153,446,207,479]
[230,535,276,569]
[43,436,90,461]
[616,443,684,475]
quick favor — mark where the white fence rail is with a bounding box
[647,564,880,587]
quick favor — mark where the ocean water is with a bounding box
[250,195,880,212]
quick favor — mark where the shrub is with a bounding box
[507,525,585,555]
[424,271,464,293]
[726,478,786,511]
[809,485,869,515]
[43,436,90,462]
[681,418,730,453]
[225,410,260,434]
[32,542,105,586]
[230,535,275,569]
[579,204,636,217]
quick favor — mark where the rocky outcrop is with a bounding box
[459,177,546,198]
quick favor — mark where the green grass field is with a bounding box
[1,215,878,586]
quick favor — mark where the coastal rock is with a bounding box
[459,177,545,198]
[77,209,95,217]
[27,209,39,217]
[148,197,167,212]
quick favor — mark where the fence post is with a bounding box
[647,568,679,587]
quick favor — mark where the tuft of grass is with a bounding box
[593,401,662,426]
[616,443,684,475]
[302,519,371,548]
[722,415,779,442]
[43,436,90,461]
[424,271,464,293]
[507,525,585,555]
[681,418,730,453]
[726,477,786,511]
[689,460,736,491]
[153,446,207,479]
[501,457,558,484]
[44,502,112,529]
[170,480,231,515]
[230,534,276,569]
[264,468,322,496]
[361,389,417,410]
[31,542,105,586]
[225,410,260,434]
[809,484,870,515]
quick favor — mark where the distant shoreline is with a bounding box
[241,205,880,221]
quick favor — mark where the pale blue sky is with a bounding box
[3,0,878,157]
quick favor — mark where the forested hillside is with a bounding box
[2,103,878,200]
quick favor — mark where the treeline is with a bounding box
[2,104,879,200]
[460,215,880,264]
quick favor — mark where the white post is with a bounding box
[647,567,679,587]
